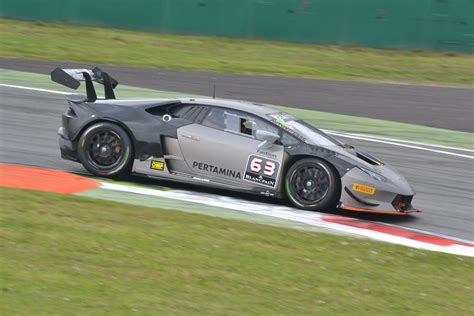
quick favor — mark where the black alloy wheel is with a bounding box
[78,122,133,177]
[285,158,341,211]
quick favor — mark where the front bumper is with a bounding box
[339,167,420,215]
[58,127,79,162]
[337,204,421,215]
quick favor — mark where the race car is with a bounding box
[52,67,419,214]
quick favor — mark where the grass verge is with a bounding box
[1,187,473,314]
[1,19,473,85]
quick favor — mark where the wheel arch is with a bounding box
[283,154,342,179]
[74,118,138,158]
[280,153,342,210]
[280,154,343,201]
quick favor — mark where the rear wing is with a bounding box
[51,67,118,102]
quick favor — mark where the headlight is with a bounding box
[357,166,388,183]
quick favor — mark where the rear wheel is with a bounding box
[77,122,133,177]
[285,158,341,211]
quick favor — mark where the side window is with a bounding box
[202,107,278,140]
[201,107,226,130]
[173,105,208,122]
[169,104,191,117]
[280,132,300,146]
[146,103,185,117]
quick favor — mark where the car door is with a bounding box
[176,107,285,190]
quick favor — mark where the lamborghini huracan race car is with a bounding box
[52,67,418,214]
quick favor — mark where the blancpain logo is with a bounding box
[244,173,276,187]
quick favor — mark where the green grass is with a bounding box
[1,187,473,315]
[1,19,473,85]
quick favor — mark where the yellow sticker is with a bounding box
[352,183,376,195]
[150,160,164,171]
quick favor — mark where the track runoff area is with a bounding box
[0,164,472,257]
[0,71,473,257]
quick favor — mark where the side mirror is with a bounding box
[255,130,280,150]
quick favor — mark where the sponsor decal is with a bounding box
[274,116,290,128]
[192,161,241,179]
[352,183,376,195]
[150,160,165,171]
[192,176,210,182]
[257,150,278,159]
[244,155,280,188]
[268,113,306,142]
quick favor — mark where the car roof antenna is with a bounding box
[212,84,216,99]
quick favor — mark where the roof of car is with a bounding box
[181,98,281,117]
[94,97,282,118]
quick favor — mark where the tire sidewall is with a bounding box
[285,158,341,211]
[78,122,133,177]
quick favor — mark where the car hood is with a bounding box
[331,144,414,194]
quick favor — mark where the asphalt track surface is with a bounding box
[1,57,473,132]
[1,83,473,241]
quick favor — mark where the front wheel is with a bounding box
[285,158,341,211]
[77,122,133,177]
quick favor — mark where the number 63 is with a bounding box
[250,157,276,176]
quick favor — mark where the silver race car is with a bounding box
[53,67,419,214]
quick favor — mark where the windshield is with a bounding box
[288,120,343,147]
[268,113,343,148]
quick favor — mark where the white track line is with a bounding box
[1,82,472,159]
[326,131,473,159]
[100,182,474,257]
[0,83,71,95]
[323,129,474,153]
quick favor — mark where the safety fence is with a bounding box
[1,0,473,52]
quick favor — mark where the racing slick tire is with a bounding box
[285,158,341,211]
[77,122,133,178]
